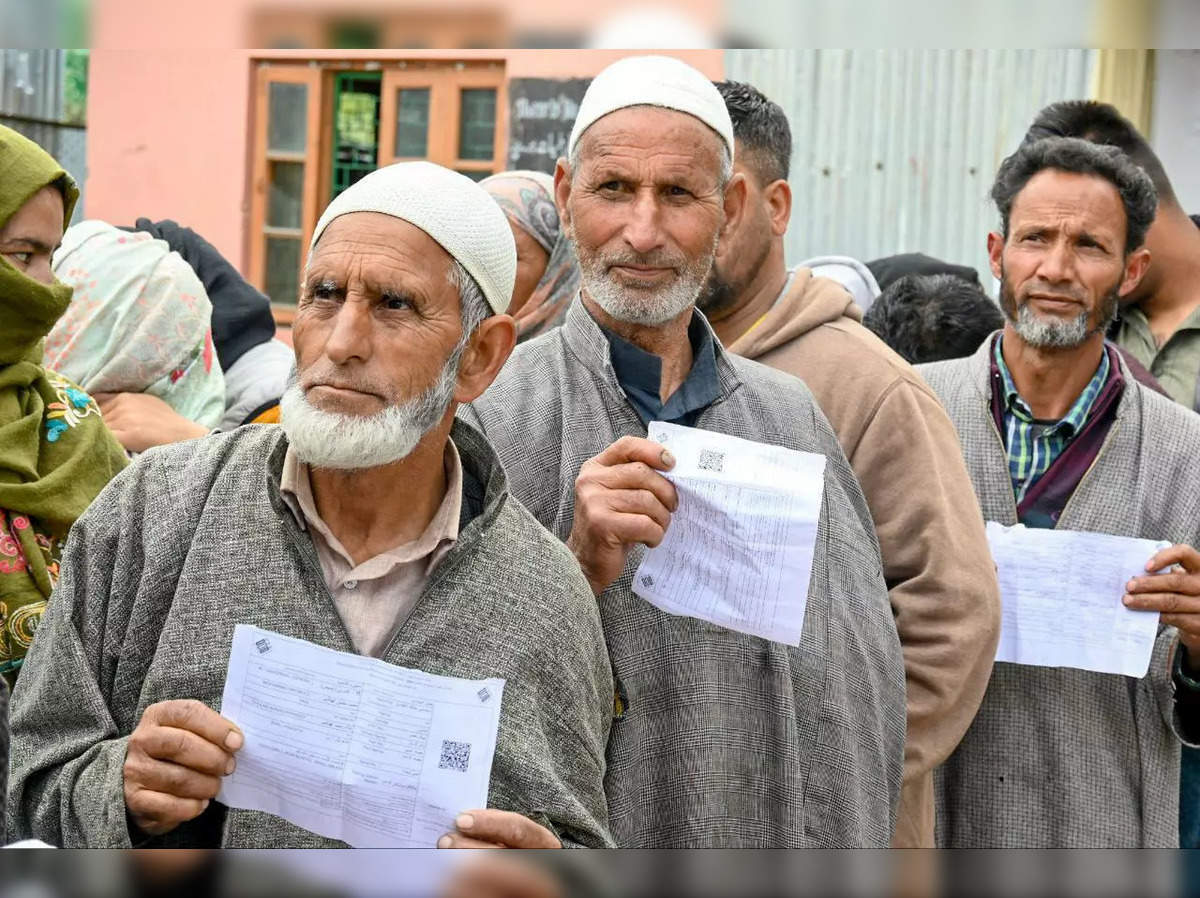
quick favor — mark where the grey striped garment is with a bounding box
[8,421,615,848]
[919,338,1200,847]
[460,300,907,847]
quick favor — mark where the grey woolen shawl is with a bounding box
[919,339,1200,847]
[461,300,907,847]
[9,421,615,848]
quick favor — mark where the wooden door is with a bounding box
[248,64,323,311]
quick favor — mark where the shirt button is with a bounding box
[344,579,358,590]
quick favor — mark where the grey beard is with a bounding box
[1009,302,1094,349]
[577,233,718,326]
[1004,282,1120,350]
[279,341,466,471]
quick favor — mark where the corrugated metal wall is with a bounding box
[0,49,86,221]
[723,49,1098,285]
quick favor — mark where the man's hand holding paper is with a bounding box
[567,435,678,596]
[437,808,562,849]
[123,699,244,837]
[1123,543,1200,664]
[216,625,511,848]
[631,422,827,646]
[986,522,1171,677]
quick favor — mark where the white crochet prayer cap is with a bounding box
[567,55,734,159]
[310,161,516,315]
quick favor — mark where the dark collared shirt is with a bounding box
[601,311,720,426]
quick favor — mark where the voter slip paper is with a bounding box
[217,624,504,848]
[986,522,1169,678]
[633,421,826,646]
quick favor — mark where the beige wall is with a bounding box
[85,48,721,275]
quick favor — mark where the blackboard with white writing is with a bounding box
[505,78,591,174]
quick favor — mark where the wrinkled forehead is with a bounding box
[573,105,727,171]
[1009,169,1127,235]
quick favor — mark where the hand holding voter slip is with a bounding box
[216,625,504,848]
[986,522,1169,677]
[632,422,826,646]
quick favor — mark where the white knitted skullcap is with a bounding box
[310,161,516,315]
[567,55,733,159]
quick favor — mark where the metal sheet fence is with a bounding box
[0,49,87,222]
[723,49,1098,285]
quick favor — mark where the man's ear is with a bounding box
[764,178,792,237]
[454,314,517,404]
[554,158,572,239]
[987,231,1005,281]
[1119,246,1152,298]
[720,171,748,243]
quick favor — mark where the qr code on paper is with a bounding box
[438,740,472,772]
[698,449,725,473]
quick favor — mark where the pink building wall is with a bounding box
[87,50,256,271]
[86,44,723,276]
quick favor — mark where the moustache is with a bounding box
[600,249,686,271]
[1019,282,1086,304]
[297,363,386,399]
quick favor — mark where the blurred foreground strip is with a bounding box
[0,848,1191,898]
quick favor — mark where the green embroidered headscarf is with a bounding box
[0,124,127,681]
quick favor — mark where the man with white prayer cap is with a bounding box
[9,162,616,849]
[460,54,906,846]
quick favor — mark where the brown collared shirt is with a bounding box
[279,441,463,657]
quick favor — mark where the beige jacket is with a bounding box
[728,269,1001,847]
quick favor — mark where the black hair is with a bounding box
[713,80,791,185]
[991,137,1157,254]
[1024,100,1176,207]
[863,273,1004,365]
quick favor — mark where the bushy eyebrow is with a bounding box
[304,274,426,309]
[1013,223,1114,249]
[1075,230,1110,247]
[304,275,344,297]
[587,165,713,193]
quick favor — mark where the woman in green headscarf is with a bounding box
[0,124,126,684]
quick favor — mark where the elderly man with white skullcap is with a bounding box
[461,56,906,846]
[9,162,615,849]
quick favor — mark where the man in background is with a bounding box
[920,137,1200,846]
[863,273,1005,364]
[1023,102,1200,845]
[1024,101,1200,413]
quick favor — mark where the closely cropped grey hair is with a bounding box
[568,113,734,187]
[448,259,492,342]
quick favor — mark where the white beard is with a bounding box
[279,351,461,471]
[577,233,718,326]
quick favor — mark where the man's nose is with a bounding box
[622,190,666,255]
[322,297,372,365]
[1035,239,1075,284]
